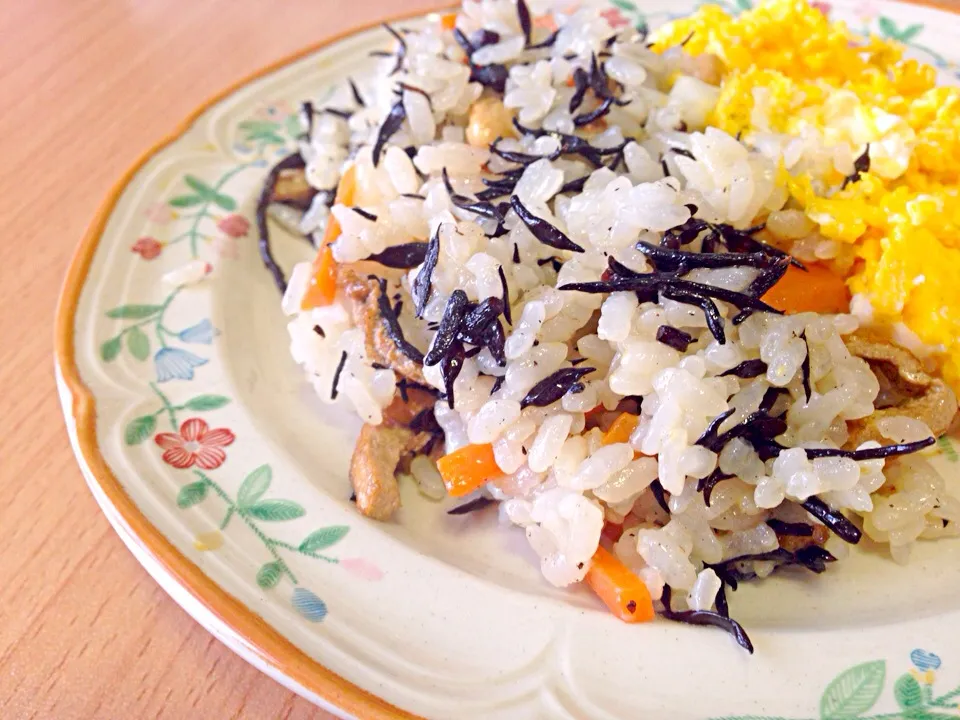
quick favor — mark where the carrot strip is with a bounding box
[436,443,501,497]
[584,547,655,623]
[300,164,357,309]
[602,412,639,446]
[439,12,457,30]
[762,262,850,315]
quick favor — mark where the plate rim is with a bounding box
[51,5,457,718]
[52,1,957,718]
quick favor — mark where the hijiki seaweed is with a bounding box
[719,359,767,378]
[412,225,441,318]
[511,195,585,253]
[841,144,871,190]
[257,151,308,293]
[660,585,754,653]
[382,23,407,75]
[447,496,497,515]
[367,242,430,268]
[331,351,348,400]
[520,366,595,409]
[655,325,694,352]
[372,95,407,166]
[262,14,951,655]
[375,277,424,365]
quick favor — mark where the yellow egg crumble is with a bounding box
[653,0,960,390]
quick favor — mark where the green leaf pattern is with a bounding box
[256,562,283,589]
[126,325,150,361]
[246,499,306,522]
[299,526,350,554]
[236,464,273,507]
[820,661,885,718]
[183,394,230,411]
[716,652,960,719]
[169,194,204,208]
[176,481,208,509]
[894,673,924,709]
[124,415,157,445]
[106,304,163,320]
[172,463,351,619]
[100,336,122,362]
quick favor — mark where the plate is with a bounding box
[55,1,960,718]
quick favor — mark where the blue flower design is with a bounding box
[251,158,268,168]
[291,587,327,622]
[154,347,208,382]
[911,649,942,671]
[178,319,218,345]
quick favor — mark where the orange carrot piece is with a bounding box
[439,12,457,30]
[584,547,655,623]
[762,262,850,315]
[602,412,639,446]
[436,443,501,497]
[300,246,338,309]
[300,165,357,309]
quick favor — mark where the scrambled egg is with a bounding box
[653,0,960,390]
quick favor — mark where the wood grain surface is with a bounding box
[0,1,434,718]
[4,0,960,719]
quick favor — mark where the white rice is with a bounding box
[280,0,954,614]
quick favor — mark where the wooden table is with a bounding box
[0,1,435,717]
[6,0,960,718]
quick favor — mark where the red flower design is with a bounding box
[217,214,250,238]
[599,7,630,29]
[155,418,235,470]
[810,1,831,15]
[131,237,162,260]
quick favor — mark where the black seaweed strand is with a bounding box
[331,351,348,400]
[660,586,754,654]
[511,195,585,253]
[569,67,589,113]
[349,78,366,107]
[695,408,736,448]
[382,23,408,75]
[412,225,441,318]
[517,0,532,46]
[801,496,862,544]
[375,278,425,364]
[656,325,694,352]
[698,468,734,507]
[841,144,871,189]
[447,496,497,515]
[367,242,429,268]
[650,479,670,514]
[498,265,513,325]
[257,152,307,294]
[372,97,407,166]
[766,519,814,536]
[803,437,935,461]
[800,331,812,402]
[424,290,470,366]
[573,97,614,127]
[519,367,595,409]
[440,342,466,409]
[719,359,768,378]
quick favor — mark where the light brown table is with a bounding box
[0,1,435,718]
[5,0,960,718]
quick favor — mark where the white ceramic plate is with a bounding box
[56,2,960,717]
